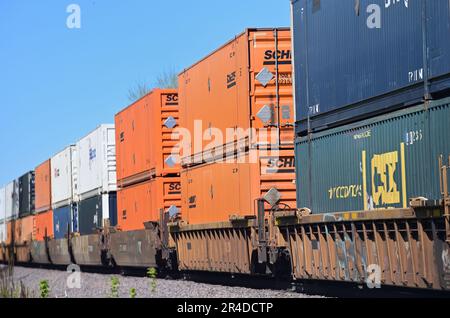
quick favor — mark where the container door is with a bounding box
[108,192,118,227]
[249,29,294,147]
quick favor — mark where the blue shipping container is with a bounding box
[292,0,450,134]
[53,205,72,239]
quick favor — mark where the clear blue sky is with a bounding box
[0,0,290,186]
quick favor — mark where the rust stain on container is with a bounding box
[115,89,180,186]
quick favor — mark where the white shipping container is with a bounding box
[0,221,5,244]
[51,146,78,208]
[76,124,116,200]
[5,180,19,220]
[0,186,5,222]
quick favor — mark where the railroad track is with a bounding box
[5,262,450,298]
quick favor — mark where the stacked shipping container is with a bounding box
[34,160,53,241]
[115,89,181,232]
[75,124,117,235]
[179,28,296,225]
[291,0,450,213]
[51,146,77,239]
[0,187,5,246]
[292,0,450,135]
[18,171,35,218]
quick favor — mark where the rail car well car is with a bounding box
[1,4,449,296]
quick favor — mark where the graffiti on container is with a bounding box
[405,130,423,146]
[329,185,363,200]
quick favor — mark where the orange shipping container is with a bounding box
[6,215,35,245]
[115,89,180,186]
[35,159,52,213]
[35,210,53,241]
[181,149,296,225]
[179,28,294,163]
[117,176,181,232]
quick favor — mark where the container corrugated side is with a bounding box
[0,220,5,243]
[115,90,180,186]
[182,149,296,225]
[77,193,117,235]
[117,176,180,231]
[35,210,53,241]
[292,0,450,134]
[51,146,78,208]
[19,171,35,218]
[179,28,294,165]
[0,186,5,222]
[295,97,450,214]
[76,124,117,200]
[5,180,19,221]
[148,90,180,177]
[53,205,72,240]
[35,160,52,213]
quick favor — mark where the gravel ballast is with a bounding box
[4,266,323,298]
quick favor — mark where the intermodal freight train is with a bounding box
[1,1,450,293]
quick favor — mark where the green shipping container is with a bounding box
[296,97,450,214]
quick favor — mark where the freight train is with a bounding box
[1,1,450,293]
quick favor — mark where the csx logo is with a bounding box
[263,50,292,65]
[169,183,181,191]
[371,151,400,206]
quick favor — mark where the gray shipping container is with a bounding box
[292,0,450,134]
[295,97,450,214]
